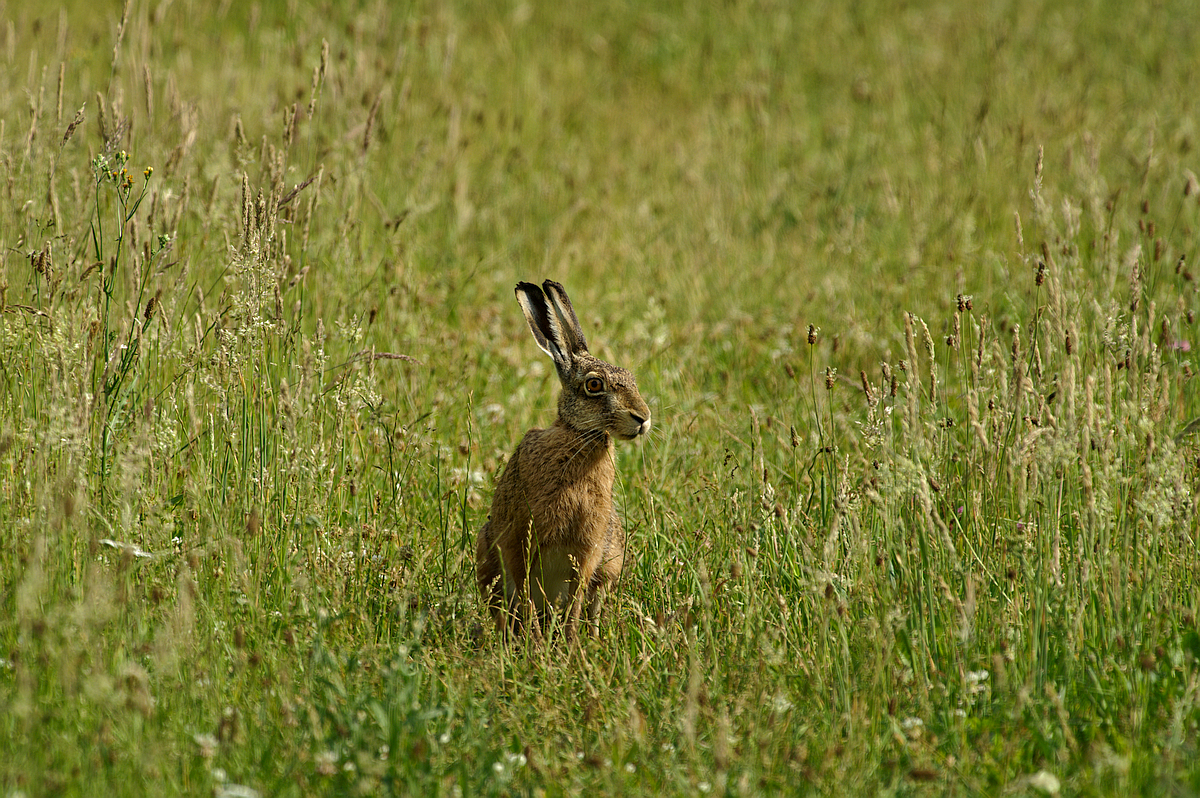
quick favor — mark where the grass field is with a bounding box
[3,0,1200,795]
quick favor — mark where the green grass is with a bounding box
[3,0,1199,795]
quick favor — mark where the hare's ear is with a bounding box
[515,281,571,369]
[541,280,589,355]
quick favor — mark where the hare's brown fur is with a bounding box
[475,280,649,639]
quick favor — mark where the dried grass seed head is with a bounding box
[860,370,875,405]
[61,103,86,147]
[919,317,935,359]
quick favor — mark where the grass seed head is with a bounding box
[61,104,85,147]
[860,370,874,405]
[918,317,935,359]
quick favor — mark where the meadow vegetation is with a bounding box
[2,0,1199,794]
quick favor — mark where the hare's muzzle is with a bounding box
[621,411,651,439]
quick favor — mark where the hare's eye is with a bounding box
[584,376,605,394]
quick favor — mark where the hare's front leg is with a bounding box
[564,544,609,640]
[584,513,625,636]
[585,581,607,638]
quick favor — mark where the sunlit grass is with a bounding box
[2,0,1199,795]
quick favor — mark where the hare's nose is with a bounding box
[630,412,651,435]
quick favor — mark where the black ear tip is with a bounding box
[542,279,565,294]
[515,281,542,295]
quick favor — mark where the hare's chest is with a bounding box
[534,479,613,541]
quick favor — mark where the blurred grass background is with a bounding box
[2,0,1199,795]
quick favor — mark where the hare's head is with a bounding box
[515,280,651,440]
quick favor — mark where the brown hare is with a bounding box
[475,280,651,639]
